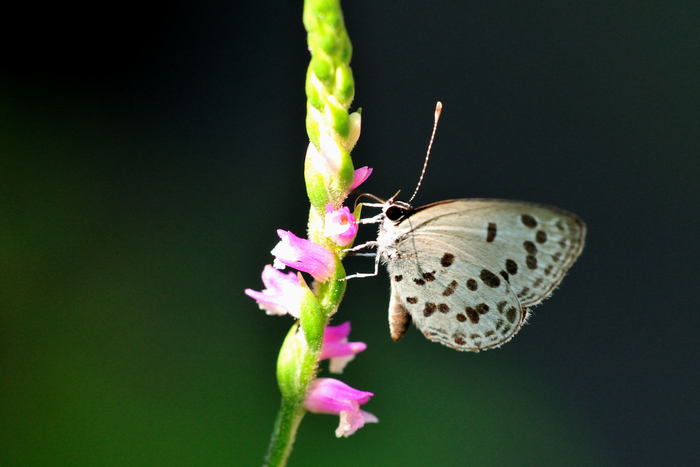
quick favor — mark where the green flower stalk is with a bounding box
[303,0,360,211]
[244,1,376,466]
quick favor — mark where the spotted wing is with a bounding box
[383,199,585,351]
[387,259,526,351]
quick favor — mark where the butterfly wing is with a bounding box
[387,261,526,351]
[381,199,585,351]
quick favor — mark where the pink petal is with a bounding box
[350,166,373,190]
[320,322,367,373]
[304,378,374,415]
[244,266,306,318]
[324,322,351,341]
[335,409,379,438]
[271,230,335,281]
[303,376,377,437]
[320,341,367,360]
[244,288,287,316]
[328,354,356,374]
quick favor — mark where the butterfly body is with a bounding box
[374,198,586,351]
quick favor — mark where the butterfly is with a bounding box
[347,103,586,351]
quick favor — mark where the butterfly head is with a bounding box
[383,200,414,223]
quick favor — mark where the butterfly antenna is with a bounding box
[353,192,387,209]
[408,101,443,204]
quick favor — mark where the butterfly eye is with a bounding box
[385,205,408,222]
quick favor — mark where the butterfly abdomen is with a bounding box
[388,297,412,341]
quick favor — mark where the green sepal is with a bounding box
[335,146,354,194]
[275,323,306,399]
[316,258,346,314]
[303,154,327,208]
[352,202,363,221]
[351,203,363,251]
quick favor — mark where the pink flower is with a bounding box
[324,205,358,247]
[271,230,335,282]
[244,265,307,318]
[320,322,367,373]
[303,378,378,438]
[350,166,373,190]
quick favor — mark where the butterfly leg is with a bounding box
[342,243,380,280]
[358,214,383,224]
[356,203,385,224]
[344,241,378,253]
[343,244,377,258]
[343,256,380,280]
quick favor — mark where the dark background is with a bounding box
[2,1,698,466]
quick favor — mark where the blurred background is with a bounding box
[2,1,698,466]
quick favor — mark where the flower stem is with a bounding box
[263,399,306,467]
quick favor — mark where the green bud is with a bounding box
[318,32,338,57]
[305,71,323,110]
[299,290,325,352]
[330,105,349,137]
[276,279,322,398]
[276,323,307,399]
[335,64,354,105]
[310,55,332,84]
[305,113,320,149]
[338,32,352,63]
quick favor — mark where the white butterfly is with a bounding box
[349,198,585,351]
[347,103,586,351]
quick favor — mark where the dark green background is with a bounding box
[2,2,698,466]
